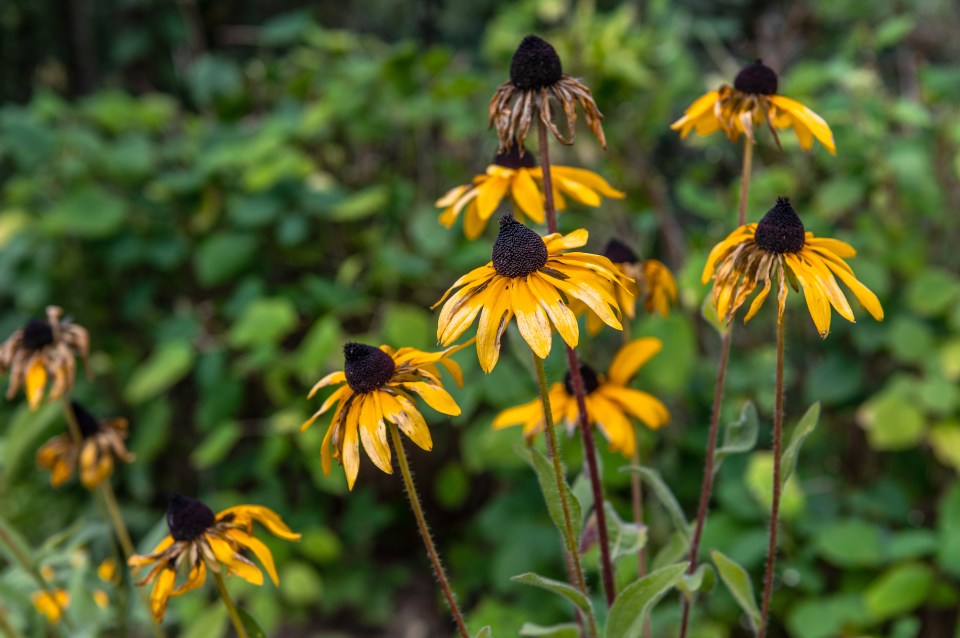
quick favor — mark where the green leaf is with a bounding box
[745,452,805,519]
[473,627,492,638]
[780,402,820,488]
[857,392,927,451]
[511,572,592,616]
[328,186,389,221]
[604,502,647,561]
[190,421,242,469]
[42,186,126,238]
[517,446,583,550]
[624,466,690,542]
[677,563,715,597]
[125,340,195,404]
[864,563,934,621]
[194,232,259,286]
[228,297,299,347]
[605,562,689,638]
[713,401,759,475]
[237,608,267,638]
[711,550,762,631]
[929,422,960,472]
[937,482,960,577]
[813,519,884,568]
[181,605,227,638]
[520,623,579,637]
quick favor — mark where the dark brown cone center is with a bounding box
[343,342,396,394]
[565,364,600,395]
[71,401,101,438]
[22,318,54,350]
[734,60,779,95]
[167,494,216,541]
[754,197,806,254]
[493,145,536,170]
[603,238,639,264]
[492,215,548,278]
[510,35,563,90]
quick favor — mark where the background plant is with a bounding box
[0,0,958,635]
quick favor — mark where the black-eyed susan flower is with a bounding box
[671,60,835,154]
[435,215,627,372]
[36,402,135,489]
[577,239,678,335]
[31,590,70,624]
[301,342,464,490]
[703,197,883,337]
[128,494,300,622]
[489,35,606,151]
[437,145,624,239]
[0,306,89,410]
[493,338,669,455]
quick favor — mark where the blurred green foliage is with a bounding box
[1,0,959,635]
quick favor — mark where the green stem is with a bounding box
[213,570,248,638]
[388,423,470,638]
[532,354,600,638]
[0,604,22,638]
[758,314,786,638]
[0,521,73,631]
[738,138,753,226]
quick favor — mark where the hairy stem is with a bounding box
[388,423,470,638]
[678,330,732,637]
[213,570,248,638]
[738,138,754,226]
[758,315,786,638]
[532,354,600,638]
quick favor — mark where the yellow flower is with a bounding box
[31,590,70,624]
[301,342,465,490]
[97,558,117,583]
[93,590,110,609]
[576,239,678,335]
[489,35,606,151]
[128,495,300,622]
[671,60,835,154]
[437,145,624,239]
[493,338,669,456]
[0,306,90,410]
[37,402,135,489]
[435,216,628,372]
[703,197,883,337]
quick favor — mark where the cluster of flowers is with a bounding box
[0,32,886,637]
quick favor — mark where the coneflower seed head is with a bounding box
[603,238,639,264]
[492,215,548,278]
[510,35,563,90]
[71,401,101,438]
[167,494,215,542]
[493,145,536,170]
[21,319,54,350]
[734,60,779,95]
[343,343,396,394]
[755,197,805,254]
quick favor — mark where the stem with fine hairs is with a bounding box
[388,423,471,638]
[538,116,618,608]
[758,313,786,638]
[213,570,249,638]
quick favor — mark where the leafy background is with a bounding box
[0,0,959,636]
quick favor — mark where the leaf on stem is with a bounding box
[511,572,593,616]
[605,562,689,638]
[711,550,762,632]
[713,401,759,475]
[781,402,821,488]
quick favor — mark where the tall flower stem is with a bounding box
[758,315,786,638]
[538,117,617,608]
[213,570,249,638]
[677,331,732,637]
[738,138,754,226]
[388,423,470,638]
[532,355,600,638]
[0,521,72,630]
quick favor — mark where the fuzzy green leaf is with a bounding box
[511,572,592,616]
[605,562,689,638]
[712,550,762,631]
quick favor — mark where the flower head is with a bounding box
[31,590,70,624]
[493,338,669,455]
[437,145,624,239]
[703,197,883,337]
[301,342,465,490]
[128,495,300,622]
[582,239,678,335]
[435,216,628,372]
[671,60,835,154]
[0,306,90,410]
[36,402,135,489]
[489,35,606,152]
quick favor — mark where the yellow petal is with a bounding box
[403,381,461,416]
[218,506,301,541]
[769,95,836,154]
[548,166,624,199]
[359,393,393,474]
[475,276,511,373]
[510,279,552,359]
[475,175,511,223]
[392,396,433,451]
[607,338,663,386]
[600,386,670,430]
[307,371,346,399]
[149,567,176,622]
[171,561,207,596]
[527,273,579,349]
[25,358,47,410]
[511,168,545,223]
[492,398,543,430]
[341,402,362,490]
[228,530,279,586]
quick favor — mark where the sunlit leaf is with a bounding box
[711,550,761,631]
[605,562,688,638]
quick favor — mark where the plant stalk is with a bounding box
[678,330,732,637]
[532,355,600,638]
[538,117,618,608]
[213,570,248,638]
[758,315,786,638]
[0,521,73,630]
[388,423,470,638]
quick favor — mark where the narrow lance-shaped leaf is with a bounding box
[520,623,580,638]
[238,608,267,638]
[605,562,689,638]
[473,627,493,638]
[622,466,690,542]
[511,572,592,617]
[780,402,820,488]
[711,550,762,632]
[516,446,583,550]
[713,401,759,475]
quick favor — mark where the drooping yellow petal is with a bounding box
[543,228,589,253]
[510,279,552,359]
[586,393,636,456]
[785,254,832,337]
[527,273,579,349]
[548,166,625,199]
[218,506,301,541]
[359,393,393,474]
[492,398,543,431]
[435,183,470,208]
[403,381,461,416]
[607,338,663,386]
[228,529,279,586]
[475,175,511,223]
[769,95,836,154]
[341,400,362,490]
[171,561,207,596]
[307,371,346,399]
[671,90,721,137]
[821,256,884,321]
[392,395,433,451]
[433,264,497,309]
[511,168,545,223]
[600,386,670,430]
[476,277,512,373]
[25,358,47,410]
[207,536,264,586]
[149,567,176,622]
